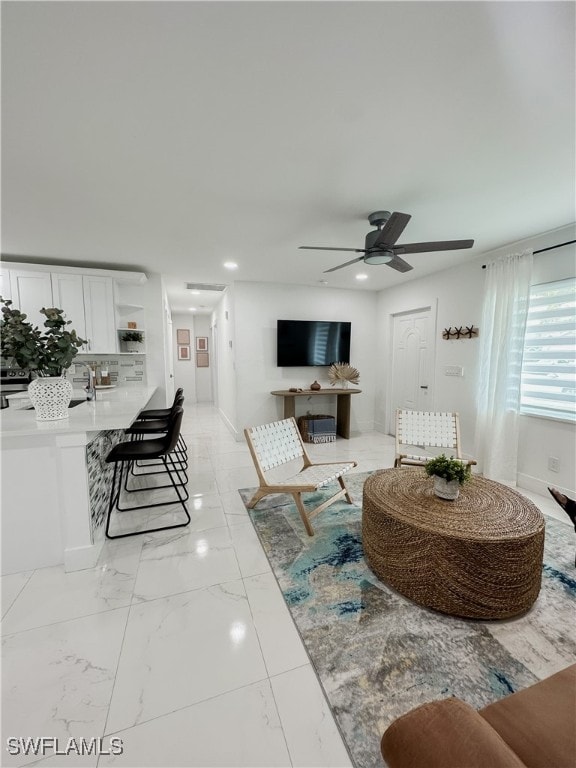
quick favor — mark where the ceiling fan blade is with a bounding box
[323,256,365,273]
[373,212,411,248]
[299,246,366,253]
[394,239,474,255]
[386,256,413,273]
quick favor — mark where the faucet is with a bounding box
[75,361,97,401]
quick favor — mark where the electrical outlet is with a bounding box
[444,366,464,377]
[548,456,560,472]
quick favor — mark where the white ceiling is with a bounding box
[2,2,574,314]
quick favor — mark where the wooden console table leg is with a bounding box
[283,395,296,420]
[336,393,351,439]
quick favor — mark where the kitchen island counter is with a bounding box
[1,387,157,575]
[1,386,157,437]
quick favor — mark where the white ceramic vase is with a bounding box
[433,475,460,500]
[125,342,141,353]
[28,376,73,421]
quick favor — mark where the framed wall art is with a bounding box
[177,328,190,345]
[178,345,191,361]
[196,351,209,368]
[196,336,208,351]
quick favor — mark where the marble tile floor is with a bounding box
[1,404,572,768]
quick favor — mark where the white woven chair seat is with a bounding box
[274,462,356,488]
[244,417,357,536]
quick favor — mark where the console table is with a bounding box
[270,388,361,439]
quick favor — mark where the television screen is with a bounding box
[277,320,351,366]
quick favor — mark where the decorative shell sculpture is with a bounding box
[328,362,360,387]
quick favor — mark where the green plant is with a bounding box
[0,297,86,376]
[120,331,143,343]
[424,454,471,485]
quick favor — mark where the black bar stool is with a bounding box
[129,393,187,473]
[137,388,184,420]
[105,407,190,539]
[136,389,188,453]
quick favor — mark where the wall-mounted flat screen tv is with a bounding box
[277,320,351,367]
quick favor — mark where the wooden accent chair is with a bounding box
[394,409,477,469]
[244,417,357,536]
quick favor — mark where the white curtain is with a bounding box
[475,249,533,485]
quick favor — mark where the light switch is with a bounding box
[444,366,464,377]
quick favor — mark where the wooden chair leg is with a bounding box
[338,475,353,504]
[292,493,315,537]
[246,488,268,509]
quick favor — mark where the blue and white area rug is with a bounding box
[239,471,576,768]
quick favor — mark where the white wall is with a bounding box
[230,281,378,439]
[138,273,171,408]
[376,224,576,492]
[212,286,237,435]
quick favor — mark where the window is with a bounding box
[520,277,576,421]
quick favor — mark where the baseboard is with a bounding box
[517,472,575,498]
[218,408,240,441]
[64,540,103,572]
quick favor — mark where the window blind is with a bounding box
[520,277,576,421]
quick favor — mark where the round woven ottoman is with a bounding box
[362,469,545,619]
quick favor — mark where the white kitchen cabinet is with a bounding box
[3,262,145,355]
[51,273,88,350]
[83,275,117,353]
[0,268,12,302]
[51,273,117,353]
[10,269,54,328]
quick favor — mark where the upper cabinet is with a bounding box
[82,275,117,354]
[51,273,116,353]
[2,262,147,355]
[9,269,54,328]
[0,268,13,302]
[51,273,88,349]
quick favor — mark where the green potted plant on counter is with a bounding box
[424,453,471,500]
[0,297,86,421]
[120,330,144,353]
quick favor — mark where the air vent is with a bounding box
[186,283,227,292]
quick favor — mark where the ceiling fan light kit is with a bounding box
[364,251,394,265]
[299,210,474,274]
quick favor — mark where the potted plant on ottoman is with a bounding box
[0,298,86,421]
[424,454,471,500]
[120,330,144,353]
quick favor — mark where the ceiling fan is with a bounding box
[299,211,474,273]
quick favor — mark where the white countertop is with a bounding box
[0,386,157,438]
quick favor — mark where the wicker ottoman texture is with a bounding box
[362,469,545,619]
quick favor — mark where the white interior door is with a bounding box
[390,306,435,433]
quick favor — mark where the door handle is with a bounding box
[420,386,428,389]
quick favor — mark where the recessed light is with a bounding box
[223,261,238,270]
[356,273,368,281]
[189,290,200,295]
[189,307,196,311]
